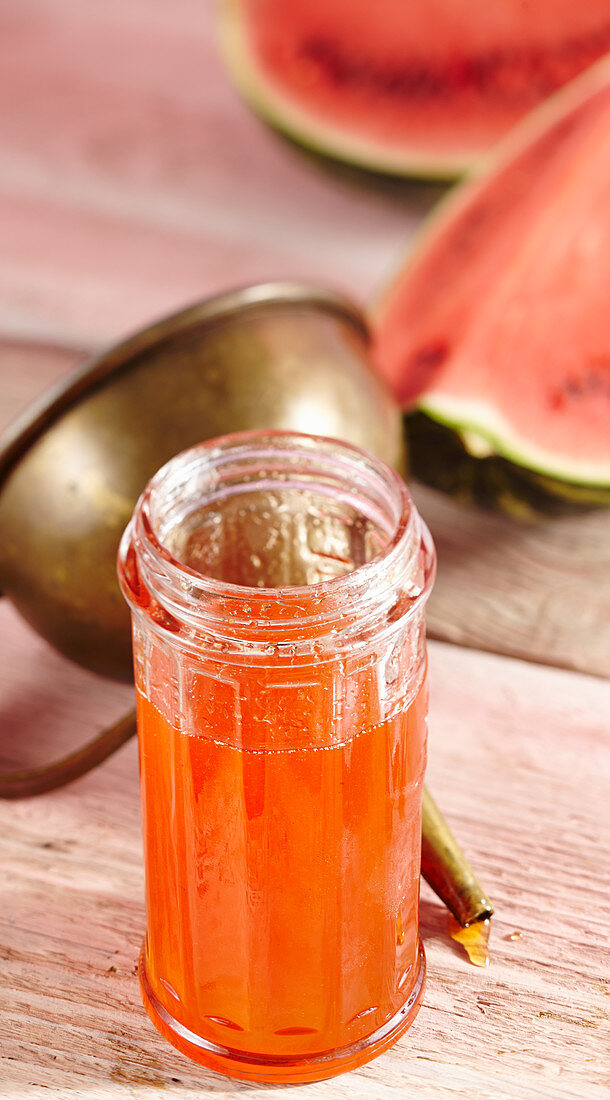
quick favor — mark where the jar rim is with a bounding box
[119,430,435,648]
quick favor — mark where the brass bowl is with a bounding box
[0,282,404,683]
[0,282,404,794]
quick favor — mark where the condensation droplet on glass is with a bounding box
[385,656,399,686]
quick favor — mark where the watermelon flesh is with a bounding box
[374,59,610,488]
[220,0,610,176]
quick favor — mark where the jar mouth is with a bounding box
[120,430,435,647]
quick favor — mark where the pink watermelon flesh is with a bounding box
[229,0,610,172]
[374,63,610,486]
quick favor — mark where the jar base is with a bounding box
[138,939,426,1084]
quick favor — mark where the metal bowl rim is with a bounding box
[0,281,368,491]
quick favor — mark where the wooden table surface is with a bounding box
[1,3,609,1098]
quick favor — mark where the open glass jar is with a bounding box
[117,430,435,1083]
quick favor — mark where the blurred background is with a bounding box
[0,0,438,352]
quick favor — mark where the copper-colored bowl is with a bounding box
[0,283,404,683]
[0,283,404,795]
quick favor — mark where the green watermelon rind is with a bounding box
[406,412,610,513]
[375,54,610,490]
[217,0,469,180]
[419,398,610,489]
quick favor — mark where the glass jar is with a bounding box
[117,430,435,1083]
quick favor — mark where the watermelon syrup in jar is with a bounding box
[118,430,435,1083]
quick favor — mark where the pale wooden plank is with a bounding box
[1,641,609,1099]
[0,5,608,1100]
[417,484,610,679]
[0,601,133,774]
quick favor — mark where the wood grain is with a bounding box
[416,484,610,679]
[0,3,609,1098]
[1,642,608,1099]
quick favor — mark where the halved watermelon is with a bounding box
[374,57,610,493]
[219,0,610,178]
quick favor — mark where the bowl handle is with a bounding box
[0,710,136,798]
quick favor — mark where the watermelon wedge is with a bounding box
[374,57,610,493]
[219,0,610,178]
